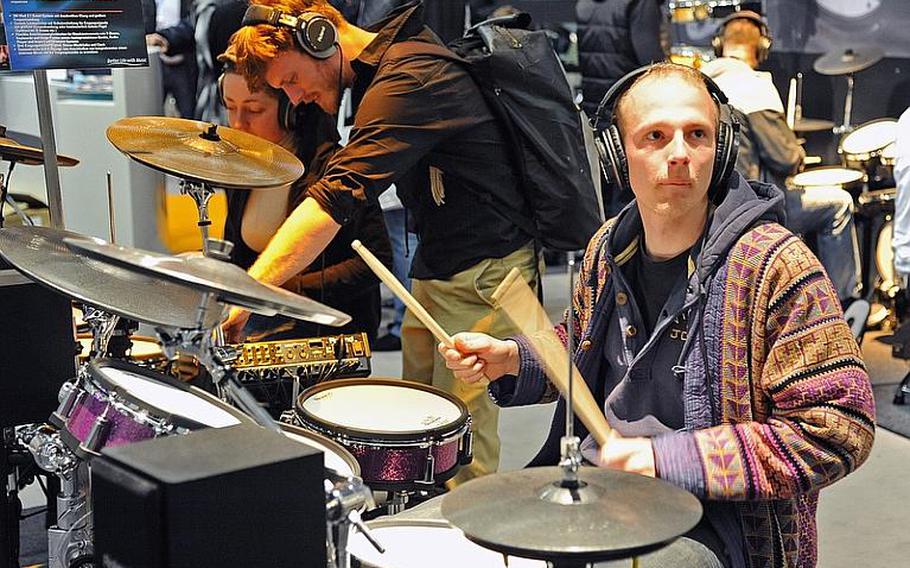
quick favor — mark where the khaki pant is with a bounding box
[402,243,541,486]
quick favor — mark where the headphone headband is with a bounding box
[712,10,773,63]
[241,5,337,59]
[593,64,740,205]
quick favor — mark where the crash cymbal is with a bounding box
[813,47,884,76]
[106,116,304,189]
[0,127,79,167]
[0,226,220,329]
[793,117,835,133]
[66,238,351,327]
[441,466,702,562]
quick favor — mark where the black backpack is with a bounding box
[441,14,603,251]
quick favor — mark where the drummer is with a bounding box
[701,11,862,306]
[219,46,391,341]
[441,63,875,567]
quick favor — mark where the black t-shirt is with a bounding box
[627,247,690,336]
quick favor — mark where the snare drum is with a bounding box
[55,359,250,458]
[278,422,360,479]
[840,119,898,169]
[348,519,546,568]
[296,378,472,489]
[790,166,866,197]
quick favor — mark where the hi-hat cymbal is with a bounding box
[66,238,351,327]
[814,47,884,76]
[441,467,702,562]
[106,116,304,189]
[0,127,79,167]
[0,226,220,329]
[793,117,835,133]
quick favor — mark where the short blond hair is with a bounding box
[229,0,343,91]
[614,63,718,134]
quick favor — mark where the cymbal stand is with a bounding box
[539,252,602,510]
[154,293,282,433]
[834,73,856,135]
[178,179,216,257]
[80,305,119,360]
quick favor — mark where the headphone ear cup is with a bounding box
[217,73,226,107]
[277,92,297,131]
[712,33,724,58]
[604,125,630,194]
[709,106,740,203]
[295,15,337,59]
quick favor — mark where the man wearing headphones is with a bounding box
[441,63,874,567]
[217,46,389,348]
[223,0,541,485]
[701,11,862,306]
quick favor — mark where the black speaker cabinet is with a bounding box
[0,271,75,427]
[92,425,326,567]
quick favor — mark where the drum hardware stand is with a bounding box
[833,73,856,136]
[326,476,382,568]
[178,179,218,257]
[153,295,283,434]
[17,425,92,568]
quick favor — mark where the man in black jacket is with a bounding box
[224,0,541,485]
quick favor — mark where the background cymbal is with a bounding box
[0,130,79,167]
[0,226,220,329]
[66,237,351,327]
[106,116,304,190]
[813,47,884,76]
[793,117,835,133]
[441,467,702,562]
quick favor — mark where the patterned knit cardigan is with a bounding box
[533,220,876,568]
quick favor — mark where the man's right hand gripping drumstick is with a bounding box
[438,333,519,385]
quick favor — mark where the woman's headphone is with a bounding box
[593,64,740,205]
[711,10,773,64]
[241,5,337,60]
[217,51,298,131]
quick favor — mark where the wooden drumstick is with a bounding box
[491,267,612,447]
[351,240,454,347]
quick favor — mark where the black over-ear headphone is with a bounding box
[593,64,740,205]
[241,5,337,59]
[217,52,298,131]
[711,10,772,64]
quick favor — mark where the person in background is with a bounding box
[219,46,390,342]
[148,0,198,119]
[441,62,875,568]
[701,11,862,307]
[577,0,666,216]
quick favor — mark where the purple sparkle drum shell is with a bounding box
[61,359,251,458]
[295,378,471,489]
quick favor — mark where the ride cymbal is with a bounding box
[813,47,884,76]
[106,116,304,189]
[441,466,702,563]
[66,238,351,327]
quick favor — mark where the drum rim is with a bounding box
[279,421,361,477]
[791,165,867,188]
[839,118,899,156]
[76,333,164,361]
[87,358,251,430]
[295,377,471,442]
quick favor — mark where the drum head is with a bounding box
[279,423,360,477]
[348,519,546,568]
[877,221,895,290]
[297,378,468,441]
[791,166,865,189]
[840,119,898,156]
[89,359,246,430]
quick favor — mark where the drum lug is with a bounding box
[459,428,474,466]
[53,381,81,423]
[81,414,111,454]
[420,451,436,485]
